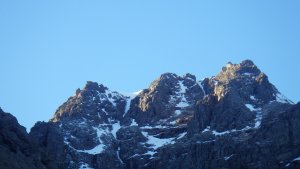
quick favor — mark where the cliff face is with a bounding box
[1,60,300,169]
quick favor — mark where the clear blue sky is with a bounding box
[0,1,299,130]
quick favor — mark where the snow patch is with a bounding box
[65,126,109,155]
[169,120,176,125]
[75,126,108,155]
[130,119,138,126]
[97,112,101,119]
[142,131,175,149]
[175,110,182,116]
[129,154,140,159]
[245,104,263,128]
[105,90,117,106]
[176,81,189,108]
[212,130,232,136]
[95,89,126,109]
[224,154,234,161]
[101,108,108,115]
[63,135,105,155]
[177,132,187,139]
[196,140,216,144]
[79,162,93,169]
[79,120,87,126]
[63,137,70,145]
[293,156,300,161]
[202,125,253,136]
[116,147,124,164]
[177,101,189,108]
[243,73,253,76]
[94,126,109,138]
[144,150,155,157]
[123,98,132,117]
[133,90,143,95]
[276,92,292,104]
[140,124,180,129]
[254,111,262,128]
[202,126,211,133]
[111,122,121,138]
[245,104,256,111]
[285,156,300,167]
[170,80,190,108]
[198,81,206,96]
[77,143,105,155]
[123,90,141,117]
[213,79,219,86]
[250,95,256,100]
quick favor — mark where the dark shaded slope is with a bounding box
[0,108,51,169]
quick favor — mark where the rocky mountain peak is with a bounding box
[128,72,204,126]
[148,73,197,93]
[83,81,108,93]
[159,72,178,79]
[75,81,109,99]
[240,59,255,66]
[216,59,261,82]
[147,73,178,92]
[147,73,201,94]
[187,60,294,138]
[183,73,197,80]
[50,81,127,123]
[207,60,290,106]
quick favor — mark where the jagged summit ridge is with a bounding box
[50,60,292,131]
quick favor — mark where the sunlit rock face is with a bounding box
[188,59,292,134]
[3,59,297,169]
[211,60,281,104]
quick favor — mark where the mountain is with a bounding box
[1,60,300,169]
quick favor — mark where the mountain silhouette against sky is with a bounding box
[0,60,300,169]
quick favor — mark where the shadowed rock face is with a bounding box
[0,108,52,169]
[1,60,300,169]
